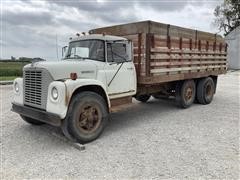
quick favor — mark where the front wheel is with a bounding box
[62,91,108,144]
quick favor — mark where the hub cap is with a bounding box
[206,83,213,98]
[77,103,101,134]
[185,87,193,101]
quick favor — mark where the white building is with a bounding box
[225,26,240,70]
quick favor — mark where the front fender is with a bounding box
[64,79,110,108]
[46,79,110,119]
[46,81,68,119]
[12,78,24,105]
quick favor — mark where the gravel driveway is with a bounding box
[1,71,239,179]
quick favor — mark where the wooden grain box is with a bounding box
[90,21,227,85]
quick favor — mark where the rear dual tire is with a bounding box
[196,77,215,105]
[176,80,196,108]
[175,77,215,108]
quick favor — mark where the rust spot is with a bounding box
[64,84,70,106]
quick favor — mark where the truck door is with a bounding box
[104,41,136,97]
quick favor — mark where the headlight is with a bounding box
[51,87,58,100]
[14,82,19,92]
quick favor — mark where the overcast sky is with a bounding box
[1,0,223,60]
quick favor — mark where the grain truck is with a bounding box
[12,21,227,144]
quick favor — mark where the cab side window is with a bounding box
[107,43,127,63]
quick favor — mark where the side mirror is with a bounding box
[62,46,68,58]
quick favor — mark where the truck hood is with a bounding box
[24,60,98,80]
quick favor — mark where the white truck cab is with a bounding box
[12,34,137,143]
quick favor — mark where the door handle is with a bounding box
[127,67,134,70]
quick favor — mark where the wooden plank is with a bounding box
[133,54,145,57]
[133,47,145,52]
[151,48,227,55]
[137,33,142,77]
[145,33,152,76]
[151,54,227,60]
[138,70,227,85]
[150,61,226,66]
[150,65,227,73]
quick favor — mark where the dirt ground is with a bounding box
[0,71,239,179]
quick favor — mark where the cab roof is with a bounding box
[70,34,127,42]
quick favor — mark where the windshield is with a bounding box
[65,40,105,62]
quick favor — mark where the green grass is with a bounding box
[0,61,30,77]
[0,76,17,81]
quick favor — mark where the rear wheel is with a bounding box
[176,80,196,108]
[135,94,151,103]
[62,91,108,144]
[20,115,45,125]
[197,77,215,105]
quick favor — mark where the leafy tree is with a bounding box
[214,0,240,35]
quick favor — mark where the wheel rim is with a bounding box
[185,86,193,101]
[77,103,102,134]
[205,83,213,98]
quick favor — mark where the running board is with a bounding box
[110,96,133,112]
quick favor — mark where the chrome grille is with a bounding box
[24,68,53,110]
[24,70,42,106]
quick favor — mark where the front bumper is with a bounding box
[12,103,62,127]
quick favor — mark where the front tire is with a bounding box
[176,80,196,108]
[20,115,45,125]
[63,91,108,144]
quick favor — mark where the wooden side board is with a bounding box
[144,34,227,82]
[119,33,227,86]
[138,70,227,85]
